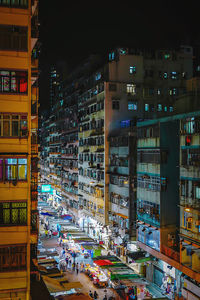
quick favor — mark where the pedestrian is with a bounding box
[61,247,65,258]
[103,295,107,300]
[76,262,79,275]
[68,259,71,269]
[45,229,48,238]
[89,290,93,298]
[72,262,75,271]
[94,291,98,299]
[80,262,84,272]
[65,256,69,265]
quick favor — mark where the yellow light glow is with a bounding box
[185,208,191,212]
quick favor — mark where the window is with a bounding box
[0,70,28,94]
[0,157,27,181]
[163,72,168,79]
[157,89,161,95]
[112,100,120,110]
[0,245,26,272]
[0,114,28,137]
[109,52,115,61]
[128,101,137,110]
[157,104,162,112]
[0,202,27,225]
[0,0,28,8]
[127,84,136,94]
[0,25,27,51]
[129,66,136,74]
[109,83,117,91]
[171,71,178,79]
[120,120,130,128]
[169,88,178,96]
[145,104,149,112]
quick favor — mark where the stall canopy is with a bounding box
[41,212,54,216]
[94,259,114,266]
[61,214,72,220]
[42,275,82,293]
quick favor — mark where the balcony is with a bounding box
[137,212,160,227]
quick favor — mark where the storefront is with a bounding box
[145,259,177,299]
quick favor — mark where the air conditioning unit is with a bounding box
[168,233,175,240]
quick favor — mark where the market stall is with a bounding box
[84,264,108,288]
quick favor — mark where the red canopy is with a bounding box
[93,259,114,266]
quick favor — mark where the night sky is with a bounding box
[39,0,199,110]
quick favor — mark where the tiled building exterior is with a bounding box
[0,0,39,298]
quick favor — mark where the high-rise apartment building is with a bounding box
[136,91,200,298]
[40,46,193,250]
[77,46,193,245]
[0,0,39,298]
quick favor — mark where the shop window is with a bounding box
[0,114,28,137]
[0,70,28,94]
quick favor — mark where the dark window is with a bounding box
[109,83,117,91]
[0,245,26,272]
[0,25,28,51]
[0,0,28,8]
[0,70,28,94]
[112,100,120,110]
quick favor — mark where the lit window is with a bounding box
[163,72,168,79]
[109,52,115,61]
[121,120,130,128]
[169,88,178,96]
[145,104,149,112]
[164,106,168,112]
[157,89,161,95]
[95,72,101,80]
[128,102,137,110]
[0,157,27,181]
[129,66,136,74]
[127,84,136,94]
[0,70,28,94]
[164,54,170,59]
[171,71,178,79]
[0,114,28,137]
[157,104,162,112]
[169,106,173,112]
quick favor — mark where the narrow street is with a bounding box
[38,201,123,300]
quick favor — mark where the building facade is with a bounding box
[136,103,200,298]
[0,0,39,298]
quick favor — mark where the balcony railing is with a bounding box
[137,212,160,227]
[161,244,180,262]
